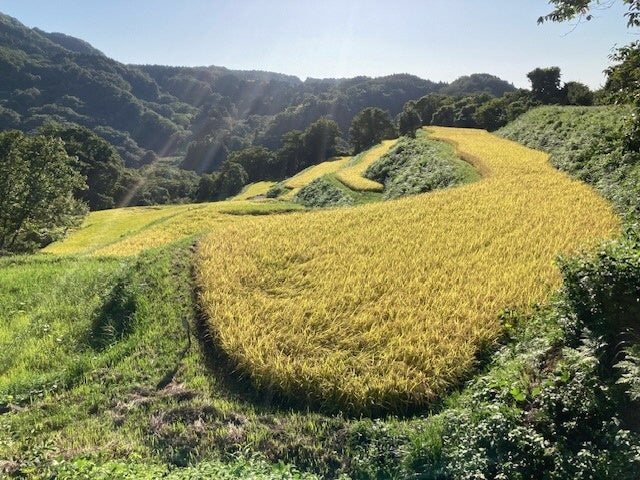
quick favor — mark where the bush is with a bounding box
[293,177,354,208]
[559,226,640,352]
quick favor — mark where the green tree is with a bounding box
[397,102,422,137]
[228,146,275,182]
[431,105,455,126]
[38,124,126,210]
[0,130,87,253]
[527,67,564,104]
[349,107,396,153]
[603,41,640,103]
[415,93,449,126]
[564,81,593,105]
[302,118,341,166]
[275,130,305,177]
[474,99,509,131]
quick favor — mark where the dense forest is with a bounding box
[0,14,519,173]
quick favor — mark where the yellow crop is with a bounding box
[231,181,276,201]
[335,139,398,191]
[43,204,198,255]
[281,157,350,199]
[45,201,303,257]
[196,127,619,414]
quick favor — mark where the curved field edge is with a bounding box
[43,200,304,257]
[195,127,619,415]
[335,139,398,191]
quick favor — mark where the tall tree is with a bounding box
[527,67,564,104]
[0,131,87,253]
[302,118,341,166]
[397,102,422,137]
[38,124,126,210]
[349,107,396,154]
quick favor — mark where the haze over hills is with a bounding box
[0,12,516,171]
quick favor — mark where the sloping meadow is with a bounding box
[196,127,619,415]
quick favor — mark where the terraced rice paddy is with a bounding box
[231,181,276,200]
[196,127,619,414]
[44,201,303,256]
[335,139,398,191]
[282,157,350,199]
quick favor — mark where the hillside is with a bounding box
[3,114,639,478]
[0,12,516,172]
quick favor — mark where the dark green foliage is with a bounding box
[559,226,640,354]
[301,118,341,165]
[349,107,397,153]
[604,42,640,104]
[228,146,276,183]
[194,161,247,202]
[415,93,451,126]
[365,133,478,199]
[294,177,354,208]
[274,130,305,177]
[128,165,199,206]
[34,28,105,56]
[565,81,593,105]
[266,183,289,198]
[397,102,422,137]
[0,130,87,253]
[539,0,640,28]
[473,98,509,131]
[441,73,516,97]
[431,104,455,126]
[527,67,564,104]
[38,123,127,210]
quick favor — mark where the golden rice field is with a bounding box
[196,127,619,414]
[335,139,398,191]
[231,181,276,200]
[282,157,350,199]
[44,201,303,256]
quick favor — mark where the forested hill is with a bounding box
[0,12,516,170]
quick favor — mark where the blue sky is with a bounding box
[1,0,635,88]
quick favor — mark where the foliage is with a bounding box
[365,131,479,199]
[348,107,397,154]
[196,127,617,415]
[294,177,355,208]
[38,123,128,210]
[565,80,594,105]
[559,225,640,356]
[539,0,640,28]
[194,161,248,202]
[440,73,517,97]
[127,164,199,206]
[527,67,564,104]
[397,102,422,137]
[0,130,87,254]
